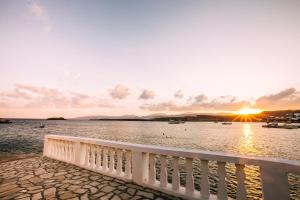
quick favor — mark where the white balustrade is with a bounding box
[200,159,210,199]
[217,161,228,200]
[148,153,156,185]
[43,134,300,200]
[235,164,246,200]
[171,157,180,191]
[160,155,168,188]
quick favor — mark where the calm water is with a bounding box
[0,119,299,199]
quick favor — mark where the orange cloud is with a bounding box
[140,99,250,112]
[0,83,113,109]
[174,90,184,99]
[109,84,130,99]
[255,88,300,110]
[141,88,300,112]
[139,89,155,100]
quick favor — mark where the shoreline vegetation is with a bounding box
[47,117,66,120]
[88,109,300,123]
[1,109,299,123]
[0,119,12,124]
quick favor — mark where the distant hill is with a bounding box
[73,115,140,120]
[261,109,300,116]
[72,109,300,122]
[72,113,199,120]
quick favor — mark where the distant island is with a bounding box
[83,109,300,123]
[47,117,66,120]
[0,119,12,124]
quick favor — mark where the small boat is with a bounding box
[35,124,45,128]
[0,119,12,124]
[262,122,298,129]
[222,122,232,125]
[282,123,298,129]
[262,122,278,128]
[168,120,180,124]
[39,125,45,128]
[168,120,185,124]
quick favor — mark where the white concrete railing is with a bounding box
[43,134,300,200]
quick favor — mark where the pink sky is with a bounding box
[0,1,300,118]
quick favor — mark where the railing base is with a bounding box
[44,156,132,182]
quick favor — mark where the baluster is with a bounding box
[217,161,228,200]
[57,140,60,158]
[59,140,63,159]
[125,150,131,178]
[72,142,76,163]
[172,157,180,191]
[80,142,85,165]
[58,140,63,159]
[57,140,61,159]
[52,140,55,157]
[56,140,59,159]
[65,142,69,161]
[103,148,108,171]
[84,144,90,167]
[49,139,53,157]
[60,141,64,160]
[200,160,210,199]
[235,164,247,200]
[260,166,290,200]
[62,141,66,160]
[116,149,123,175]
[66,142,69,161]
[96,146,102,170]
[68,141,71,162]
[160,155,167,187]
[91,145,96,168]
[185,158,195,196]
[69,142,72,162]
[149,154,156,185]
[54,140,57,158]
[63,141,66,161]
[109,149,115,173]
[65,141,68,161]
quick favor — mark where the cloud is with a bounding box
[0,83,113,109]
[109,84,130,99]
[255,88,300,110]
[141,88,300,112]
[194,94,207,103]
[27,1,52,32]
[0,88,32,100]
[174,90,184,99]
[141,97,250,112]
[139,89,155,100]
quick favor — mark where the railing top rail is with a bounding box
[45,134,300,173]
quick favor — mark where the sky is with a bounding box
[0,0,300,118]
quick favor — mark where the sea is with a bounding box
[0,119,299,199]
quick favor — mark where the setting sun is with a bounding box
[235,107,262,115]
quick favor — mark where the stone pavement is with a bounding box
[0,157,183,200]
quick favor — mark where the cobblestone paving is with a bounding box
[0,157,183,200]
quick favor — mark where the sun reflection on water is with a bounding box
[239,123,255,154]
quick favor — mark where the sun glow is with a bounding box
[235,107,262,115]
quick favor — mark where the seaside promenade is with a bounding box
[0,156,180,200]
[0,134,299,200]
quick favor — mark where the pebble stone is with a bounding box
[0,157,184,199]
